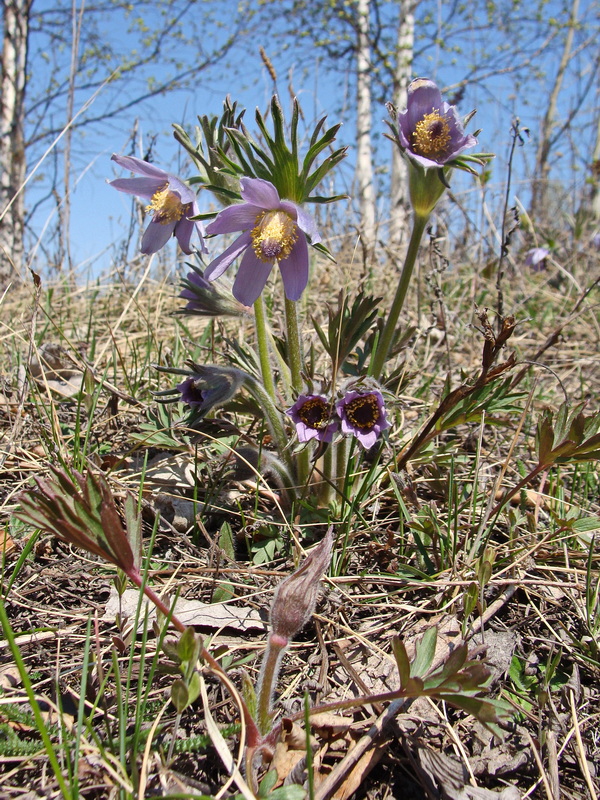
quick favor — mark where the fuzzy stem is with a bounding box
[254,295,278,403]
[370,213,429,379]
[335,436,350,496]
[243,374,295,479]
[285,297,310,486]
[256,634,288,735]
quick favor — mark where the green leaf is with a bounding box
[412,627,438,678]
[171,679,190,713]
[392,636,411,689]
[177,627,201,664]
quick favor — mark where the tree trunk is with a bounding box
[530,0,579,223]
[355,0,376,264]
[591,110,600,222]
[389,0,414,252]
[0,0,30,285]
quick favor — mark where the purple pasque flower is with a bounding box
[398,78,477,170]
[524,247,550,270]
[591,233,600,250]
[179,267,246,317]
[109,154,206,255]
[203,177,321,306]
[176,376,208,407]
[286,395,338,443]
[336,389,390,450]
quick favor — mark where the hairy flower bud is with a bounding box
[269,528,334,642]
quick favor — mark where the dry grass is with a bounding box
[1,243,599,799]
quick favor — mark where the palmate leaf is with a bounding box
[537,403,600,466]
[391,626,512,734]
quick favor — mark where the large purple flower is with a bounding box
[398,79,477,170]
[286,395,338,443]
[524,247,549,271]
[336,390,390,450]
[203,177,321,306]
[109,154,206,255]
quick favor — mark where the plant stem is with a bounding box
[254,295,277,403]
[256,635,287,735]
[370,213,429,379]
[285,297,310,486]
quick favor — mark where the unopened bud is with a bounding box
[269,528,334,641]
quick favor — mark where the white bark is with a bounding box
[530,0,579,222]
[389,0,415,250]
[355,0,376,259]
[0,0,30,284]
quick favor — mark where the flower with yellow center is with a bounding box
[204,177,321,307]
[251,210,298,262]
[109,154,206,255]
[146,185,187,224]
[397,78,477,170]
[413,110,452,160]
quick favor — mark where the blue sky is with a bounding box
[23,0,599,279]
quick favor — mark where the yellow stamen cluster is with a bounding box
[251,210,298,263]
[298,398,330,430]
[413,110,451,159]
[146,184,186,224]
[345,394,379,431]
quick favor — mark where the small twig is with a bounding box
[567,688,598,800]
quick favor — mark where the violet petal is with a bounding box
[204,231,252,281]
[240,177,281,209]
[232,248,274,306]
[278,234,309,302]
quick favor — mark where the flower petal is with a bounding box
[111,154,169,180]
[278,234,309,302]
[166,175,196,205]
[406,78,443,132]
[280,200,321,244]
[205,203,263,235]
[232,248,274,306]
[240,177,281,209]
[141,220,176,254]
[109,176,164,199]
[204,231,252,281]
[174,217,203,255]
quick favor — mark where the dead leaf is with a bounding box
[102,587,265,632]
[333,738,389,800]
[419,746,521,799]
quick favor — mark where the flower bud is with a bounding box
[269,528,334,642]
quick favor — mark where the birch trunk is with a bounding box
[355,0,376,262]
[389,0,414,252]
[0,0,30,285]
[530,0,579,222]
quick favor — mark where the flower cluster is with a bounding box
[286,388,390,450]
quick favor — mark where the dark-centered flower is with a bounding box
[398,79,477,170]
[336,389,390,450]
[286,394,338,443]
[203,177,321,306]
[524,247,550,271]
[109,154,206,255]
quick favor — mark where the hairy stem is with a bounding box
[370,213,429,378]
[256,634,288,735]
[285,297,310,486]
[254,295,278,403]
